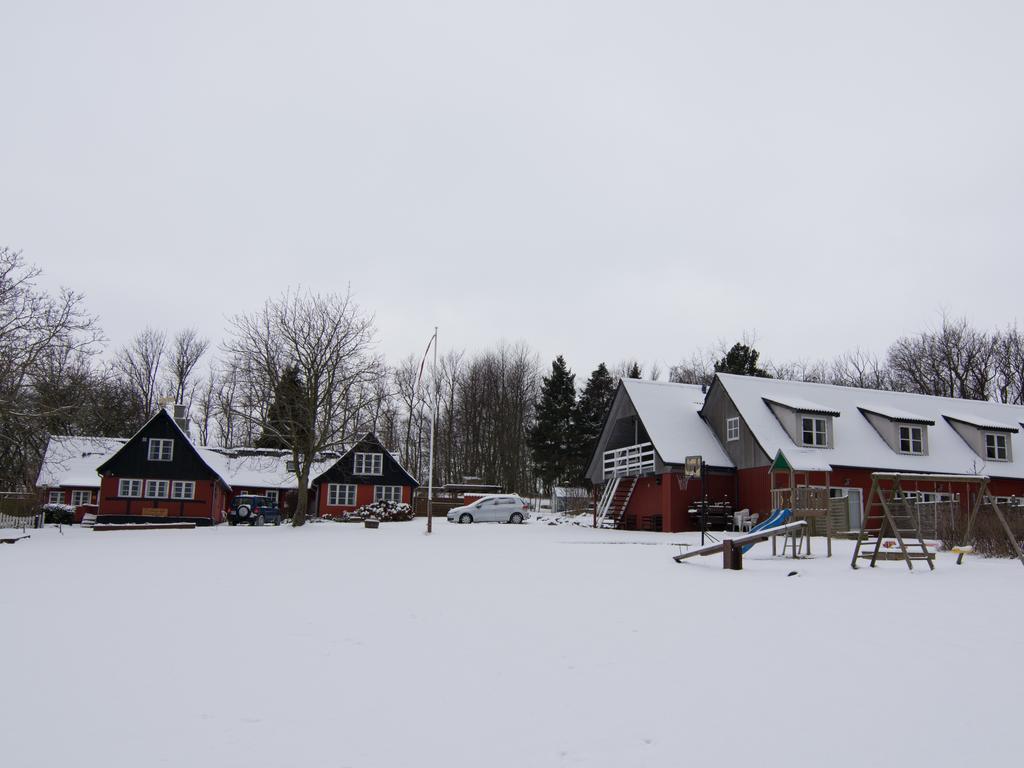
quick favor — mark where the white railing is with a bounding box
[602,442,656,480]
[595,477,620,523]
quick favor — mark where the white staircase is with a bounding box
[595,477,638,529]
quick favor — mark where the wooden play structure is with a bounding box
[851,473,1024,571]
[769,451,843,557]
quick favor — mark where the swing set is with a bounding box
[851,473,1024,571]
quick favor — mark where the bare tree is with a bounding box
[114,327,167,425]
[223,289,380,525]
[0,247,102,488]
[888,313,995,400]
[164,328,210,409]
[993,324,1024,405]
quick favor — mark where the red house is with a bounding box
[312,432,419,517]
[36,436,127,522]
[96,408,231,524]
[586,374,1024,533]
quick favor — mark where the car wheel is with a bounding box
[274,519,281,526]
[254,514,264,526]
[236,505,251,520]
[228,521,236,527]
[510,512,524,524]
[459,513,473,524]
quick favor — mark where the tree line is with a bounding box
[4,247,1022,515]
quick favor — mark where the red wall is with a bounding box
[316,483,412,517]
[41,487,99,523]
[98,476,225,522]
[620,471,736,533]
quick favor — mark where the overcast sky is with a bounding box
[3,1,1022,378]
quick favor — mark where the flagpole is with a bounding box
[426,326,437,534]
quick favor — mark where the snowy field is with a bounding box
[2,520,1021,768]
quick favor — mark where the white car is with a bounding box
[447,494,531,524]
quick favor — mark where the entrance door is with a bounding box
[847,488,864,530]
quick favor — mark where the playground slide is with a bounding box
[740,508,792,554]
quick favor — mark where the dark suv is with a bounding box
[227,495,282,526]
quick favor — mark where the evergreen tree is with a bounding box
[714,343,771,378]
[528,356,577,493]
[627,362,642,379]
[255,365,309,449]
[571,363,616,484]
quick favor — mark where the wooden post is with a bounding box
[723,539,743,570]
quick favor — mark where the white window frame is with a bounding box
[144,479,169,499]
[985,432,1009,461]
[265,489,279,503]
[374,485,403,503]
[118,478,142,498]
[70,490,92,506]
[726,417,740,442]
[353,452,383,475]
[148,438,174,462]
[48,490,64,504]
[171,481,195,500]
[801,416,828,448]
[898,424,925,455]
[327,483,357,506]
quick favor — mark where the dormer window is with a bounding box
[148,438,174,462]
[354,452,383,475]
[899,425,925,455]
[986,432,1009,461]
[801,416,828,447]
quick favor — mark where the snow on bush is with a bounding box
[326,500,414,523]
[42,503,75,524]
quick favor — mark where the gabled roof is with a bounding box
[96,408,231,488]
[312,432,419,486]
[618,379,734,468]
[36,436,127,488]
[715,373,1024,478]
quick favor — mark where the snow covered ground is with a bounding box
[2,520,1021,768]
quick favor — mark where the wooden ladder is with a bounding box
[852,476,935,571]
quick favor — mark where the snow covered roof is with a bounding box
[942,413,1020,432]
[36,436,127,488]
[715,373,1024,478]
[763,395,840,417]
[201,448,338,490]
[857,404,934,425]
[621,379,734,468]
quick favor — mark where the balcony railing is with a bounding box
[602,442,656,480]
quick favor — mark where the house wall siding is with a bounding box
[701,384,770,469]
[99,476,224,522]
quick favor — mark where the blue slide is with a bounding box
[741,508,792,553]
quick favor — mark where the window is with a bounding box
[118,479,142,497]
[354,452,383,475]
[374,485,403,503]
[985,432,1009,461]
[171,481,195,500]
[286,461,296,473]
[148,438,174,461]
[265,489,279,503]
[71,490,92,506]
[899,425,924,455]
[801,416,828,447]
[726,417,740,442]
[48,490,64,504]
[327,484,357,506]
[145,479,169,498]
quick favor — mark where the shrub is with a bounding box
[339,501,414,523]
[42,503,75,525]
